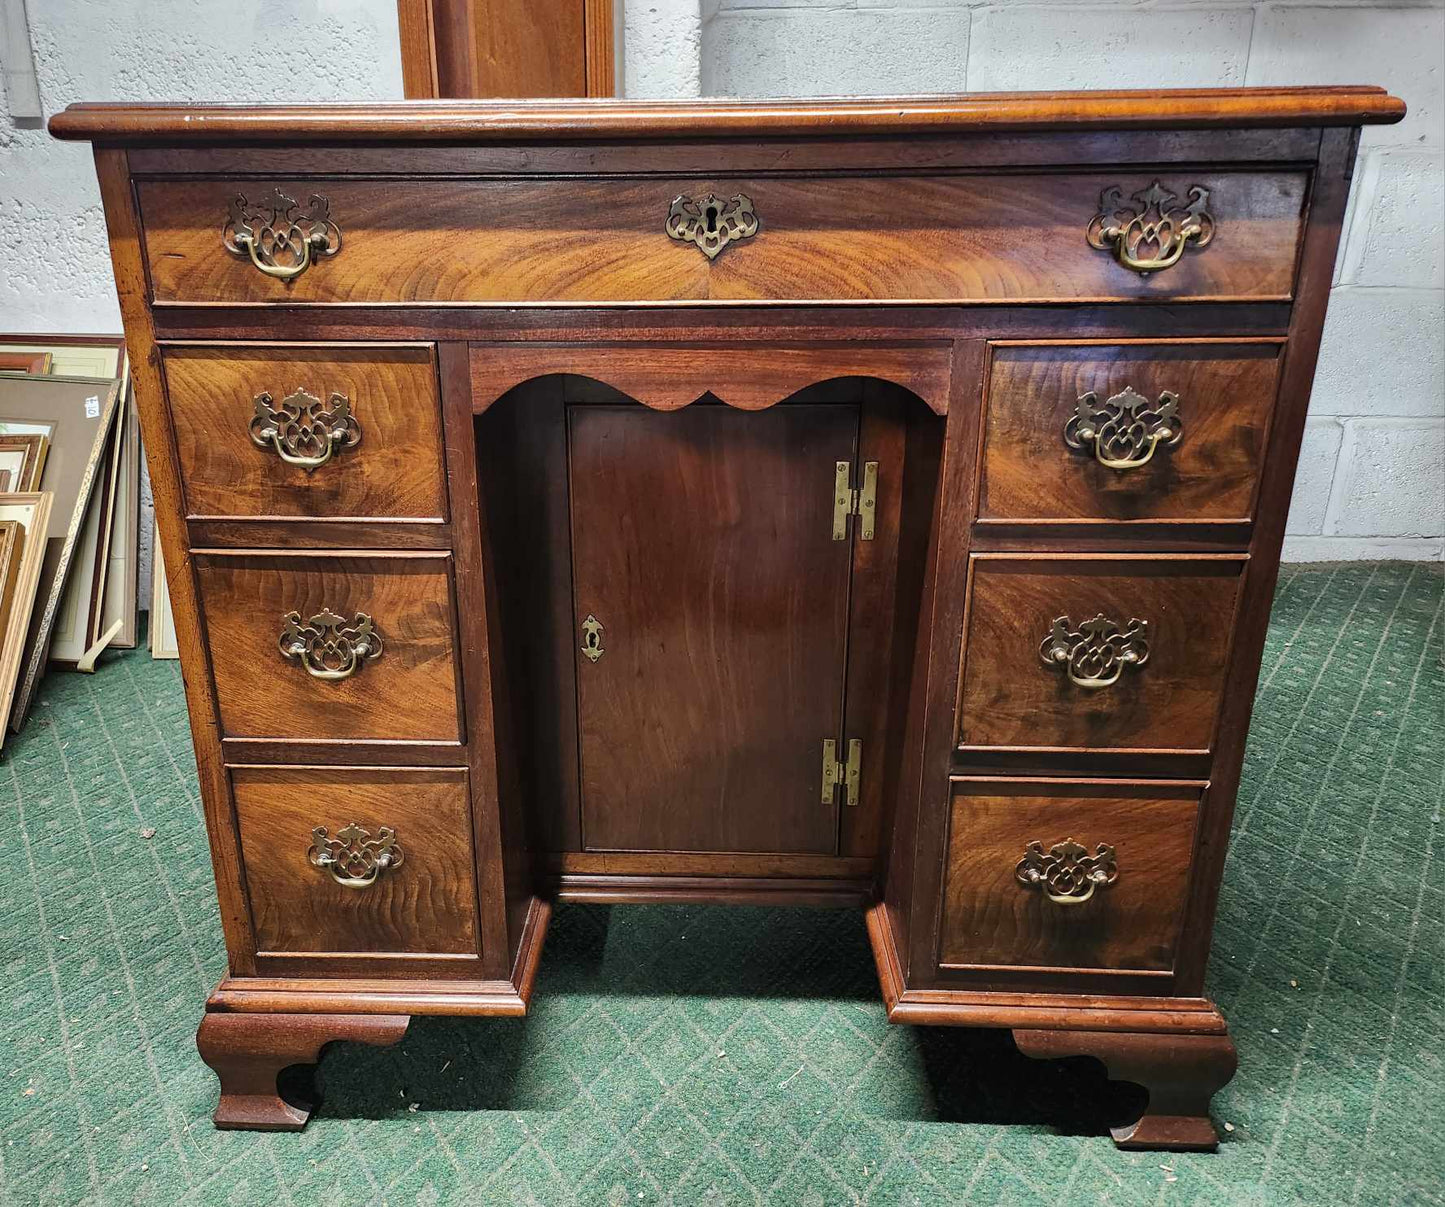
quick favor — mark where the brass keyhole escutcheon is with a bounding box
[665,193,758,260]
[581,614,604,663]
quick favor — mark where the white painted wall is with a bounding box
[0,0,404,591]
[1,1,1438,564]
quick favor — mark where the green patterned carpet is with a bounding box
[2,563,1441,1206]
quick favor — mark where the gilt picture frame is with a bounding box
[0,374,123,730]
[0,433,48,492]
[0,492,54,743]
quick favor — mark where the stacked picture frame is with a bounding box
[0,335,140,747]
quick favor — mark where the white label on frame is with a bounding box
[84,395,101,419]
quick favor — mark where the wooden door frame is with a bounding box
[397,0,620,98]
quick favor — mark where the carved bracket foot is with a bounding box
[1013,1027,1237,1151]
[197,1011,410,1130]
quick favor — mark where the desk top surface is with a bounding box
[51,87,1404,145]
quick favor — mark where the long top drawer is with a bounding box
[136,171,1307,306]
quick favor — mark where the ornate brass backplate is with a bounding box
[222,186,342,280]
[1016,838,1118,905]
[666,193,758,260]
[278,608,383,681]
[307,823,403,889]
[1039,613,1150,690]
[1086,180,1215,275]
[250,387,361,471]
[1064,386,1183,471]
[580,614,605,663]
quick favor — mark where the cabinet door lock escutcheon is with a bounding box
[580,614,605,663]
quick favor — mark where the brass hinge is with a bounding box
[832,460,878,541]
[821,738,862,807]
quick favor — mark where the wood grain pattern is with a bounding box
[61,96,1392,1150]
[91,148,261,977]
[162,343,448,521]
[396,0,440,99]
[958,555,1245,754]
[570,404,855,855]
[940,780,1200,972]
[232,766,478,956]
[120,129,1325,180]
[1172,129,1364,997]
[869,902,1228,1030]
[136,172,1307,306]
[979,341,1282,523]
[469,342,953,415]
[1014,1028,1236,1150]
[475,380,583,855]
[49,88,1405,144]
[195,552,461,742]
[148,300,1295,346]
[583,0,618,97]
[428,0,586,97]
[439,340,531,980]
[197,1011,410,1130]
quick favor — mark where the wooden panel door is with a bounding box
[569,404,858,854]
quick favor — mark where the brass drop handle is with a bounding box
[1017,838,1117,905]
[279,608,383,681]
[308,823,403,889]
[1063,387,1182,471]
[666,192,758,259]
[1087,180,1215,276]
[1039,614,1150,690]
[239,229,320,280]
[250,388,361,471]
[222,186,342,281]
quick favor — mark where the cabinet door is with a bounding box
[569,404,857,854]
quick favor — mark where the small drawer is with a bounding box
[940,779,1200,972]
[233,766,477,956]
[194,552,461,742]
[136,171,1306,305]
[162,344,447,522]
[979,342,1282,524]
[957,554,1244,755]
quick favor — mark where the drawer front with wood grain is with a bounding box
[940,779,1200,972]
[136,171,1307,305]
[195,552,461,742]
[162,343,447,522]
[957,555,1245,755]
[979,342,1283,524]
[233,766,477,956]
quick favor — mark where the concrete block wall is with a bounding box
[0,0,404,593]
[2,2,1438,562]
[676,0,1445,561]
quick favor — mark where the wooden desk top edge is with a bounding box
[50,87,1405,144]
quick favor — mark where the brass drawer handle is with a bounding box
[279,608,383,681]
[1064,386,1182,471]
[666,192,758,260]
[1039,614,1150,690]
[250,388,361,471]
[222,187,341,280]
[1087,180,1214,275]
[1017,838,1117,905]
[307,823,403,889]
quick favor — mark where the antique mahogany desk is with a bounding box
[53,87,1404,1150]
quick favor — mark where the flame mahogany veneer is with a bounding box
[53,88,1403,1150]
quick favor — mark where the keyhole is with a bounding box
[704,203,719,233]
[581,614,604,663]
